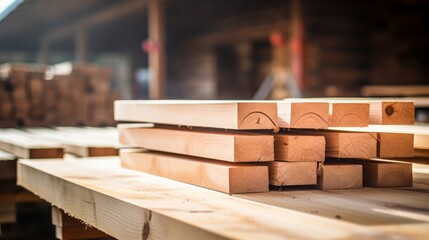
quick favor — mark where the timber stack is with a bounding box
[0,63,118,128]
[115,99,416,193]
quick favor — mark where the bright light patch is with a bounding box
[0,0,23,22]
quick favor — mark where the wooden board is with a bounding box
[17,157,411,240]
[329,103,369,127]
[114,100,279,130]
[120,150,268,194]
[0,129,63,159]
[267,161,318,186]
[309,131,377,158]
[346,159,412,187]
[273,134,325,161]
[318,163,363,190]
[369,101,415,125]
[119,124,274,162]
[377,133,414,158]
[277,101,329,129]
[361,85,429,97]
[25,127,120,157]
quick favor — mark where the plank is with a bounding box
[377,133,414,158]
[0,150,16,180]
[346,159,412,187]
[114,100,279,130]
[318,163,363,190]
[17,157,406,240]
[120,150,268,194]
[273,134,325,161]
[267,161,318,186]
[25,127,119,157]
[119,124,274,162]
[309,131,377,158]
[0,129,63,159]
[361,85,429,97]
[369,101,415,125]
[277,101,329,129]
[329,103,369,127]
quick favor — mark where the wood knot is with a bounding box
[385,105,394,116]
[142,222,150,240]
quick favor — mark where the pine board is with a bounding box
[119,124,274,162]
[17,157,410,240]
[120,150,269,194]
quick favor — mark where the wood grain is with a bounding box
[119,125,274,162]
[369,101,415,125]
[277,101,329,129]
[268,161,318,186]
[377,133,414,158]
[115,100,279,130]
[329,103,369,127]
[318,163,363,190]
[17,157,401,239]
[273,134,325,161]
[120,150,269,194]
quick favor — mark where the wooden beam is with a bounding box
[329,103,369,127]
[305,131,377,159]
[273,134,325,161]
[75,27,87,63]
[0,129,63,159]
[114,100,279,130]
[268,161,318,186]
[120,150,269,194]
[119,125,274,162]
[377,133,414,158]
[277,101,329,129]
[17,157,401,239]
[318,163,363,190]
[369,101,415,125]
[345,159,412,187]
[148,0,165,99]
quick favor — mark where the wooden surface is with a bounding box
[329,103,369,127]
[0,129,63,159]
[119,124,274,162]
[273,134,325,161]
[349,159,412,187]
[277,101,329,129]
[377,133,414,158]
[312,131,377,158]
[361,85,429,97]
[369,101,415,125]
[114,100,279,130]
[268,161,318,186]
[18,157,429,240]
[318,163,363,190]
[120,150,269,194]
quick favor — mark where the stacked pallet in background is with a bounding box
[0,63,119,128]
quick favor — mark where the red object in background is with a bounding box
[141,39,159,53]
[269,32,285,47]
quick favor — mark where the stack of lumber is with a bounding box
[0,63,119,128]
[115,99,420,192]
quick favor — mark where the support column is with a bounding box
[148,0,165,99]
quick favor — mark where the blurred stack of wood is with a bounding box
[0,63,119,128]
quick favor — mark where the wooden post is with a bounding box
[290,0,305,89]
[39,39,50,64]
[75,27,87,63]
[148,0,165,99]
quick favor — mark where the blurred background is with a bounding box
[0,0,429,127]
